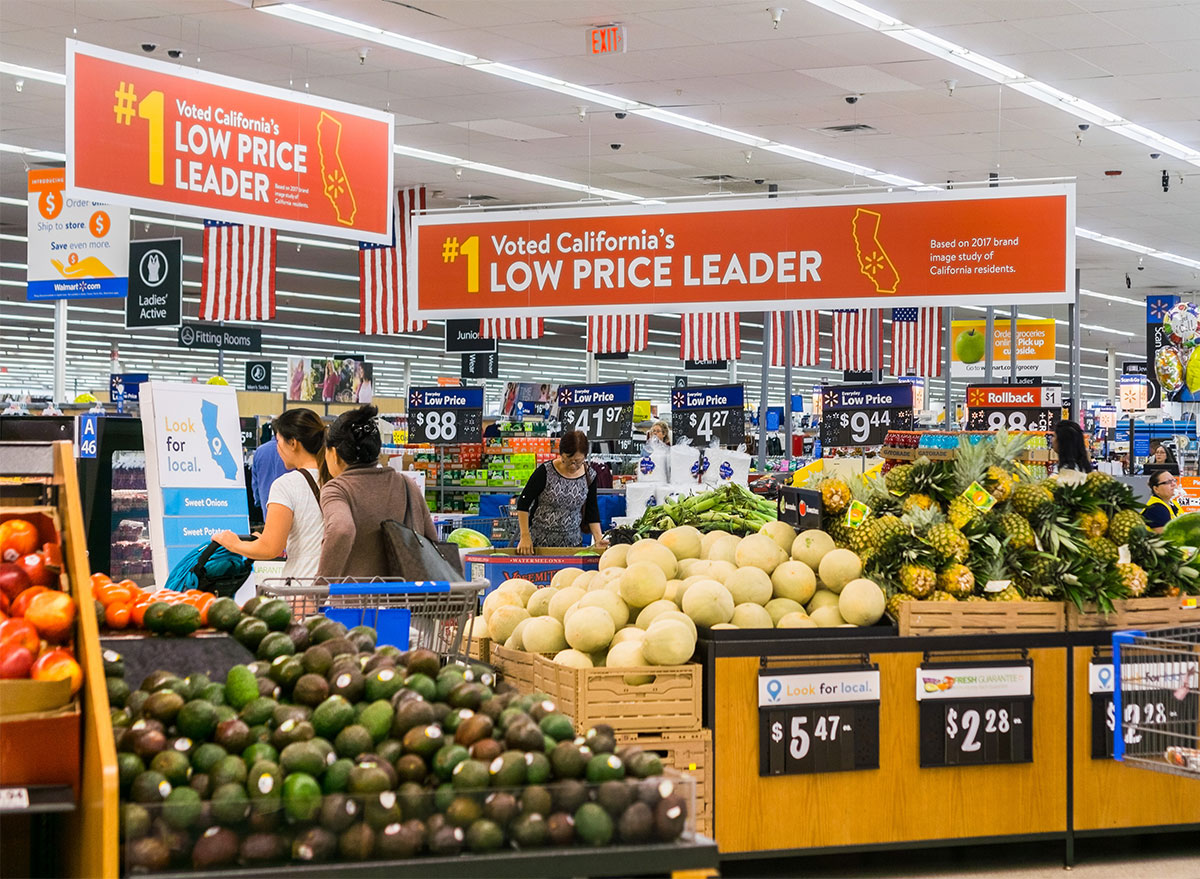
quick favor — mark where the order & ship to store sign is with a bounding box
[413,183,1073,318]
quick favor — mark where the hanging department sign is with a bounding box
[412,183,1074,318]
[66,41,395,243]
[126,238,182,328]
[26,169,129,300]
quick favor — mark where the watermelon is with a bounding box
[446,527,492,549]
[1162,512,1200,548]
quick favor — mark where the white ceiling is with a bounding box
[3,0,1200,409]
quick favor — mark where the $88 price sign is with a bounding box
[408,387,483,445]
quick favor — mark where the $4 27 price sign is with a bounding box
[671,385,744,447]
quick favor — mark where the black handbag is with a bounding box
[380,520,464,581]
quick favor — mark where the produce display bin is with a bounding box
[464,550,600,593]
[1065,596,1200,631]
[490,644,546,693]
[615,730,712,838]
[893,599,1066,636]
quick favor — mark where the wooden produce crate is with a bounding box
[490,644,542,693]
[466,635,491,664]
[617,730,713,838]
[1065,596,1200,631]
[533,655,702,735]
[893,599,1065,636]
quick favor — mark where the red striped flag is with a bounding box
[680,313,740,361]
[831,308,873,371]
[770,311,821,366]
[481,318,544,340]
[890,307,943,376]
[200,221,276,321]
[359,187,427,335]
[587,315,648,353]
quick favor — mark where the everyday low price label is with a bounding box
[670,384,744,446]
[819,383,914,448]
[917,662,1033,767]
[555,382,634,441]
[408,386,483,445]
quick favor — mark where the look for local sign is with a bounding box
[66,41,394,243]
[413,183,1073,318]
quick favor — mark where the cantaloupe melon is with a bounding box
[681,579,734,626]
[497,577,537,606]
[482,589,524,622]
[806,590,841,613]
[730,603,774,628]
[817,549,862,594]
[710,623,739,630]
[771,561,817,605]
[522,616,567,654]
[706,560,737,583]
[759,520,798,554]
[660,525,703,561]
[548,586,586,622]
[610,626,646,647]
[764,597,804,625]
[676,558,705,579]
[574,571,599,591]
[735,533,787,574]
[700,531,728,560]
[725,566,773,605]
[642,618,696,665]
[810,605,846,627]
[463,613,488,640]
[791,530,835,569]
[488,605,530,642]
[705,534,740,566]
[605,640,652,684]
[635,599,679,629]
[598,543,630,570]
[776,612,818,628]
[619,562,667,607]
[625,539,679,579]
[553,649,593,668]
[838,578,886,626]
[549,568,586,590]
[654,610,698,643]
[505,617,533,650]
[525,587,557,617]
[564,606,616,653]
[663,579,682,604]
[577,590,630,630]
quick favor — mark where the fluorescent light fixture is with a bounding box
[1080,289,1143,307]
[0,61,65,86]
[804,0,1200,167]
[0,142,66,161]
[1076,228,1200,270]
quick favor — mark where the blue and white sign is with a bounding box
[78,413,99,459]
[408,387,484,410]
[671,384,745,446]
[671,385,744,411]
[758,669,881,707]
[557,382,635,407]
[139,382,249,584]
[408,386,484,444]
[110,372,149,403]
[821,383,914,411]
[820,383,915,448]
[555,382,635,441]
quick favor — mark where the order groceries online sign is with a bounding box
[66,41,395,242]
[413,183,1073,318]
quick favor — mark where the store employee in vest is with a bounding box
[1142,471,1181,533]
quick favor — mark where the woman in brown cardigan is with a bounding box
[317,404,437,578]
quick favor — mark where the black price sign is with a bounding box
[965,384,1062,432]
[1088,661,1200,760]
[917,662,1033,767]
[408,386,483,445]
[819,383,914,448]
[670,384,744,447]
[556,382,634,441]
[757,666,880,776]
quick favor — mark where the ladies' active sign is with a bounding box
[414,183,1073,317]
[66,41,394,243]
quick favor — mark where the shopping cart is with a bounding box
[258,577,487,657]
[463,506,519,548]
[1112,625,1200,778]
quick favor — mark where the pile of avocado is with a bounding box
[105,611,691,871]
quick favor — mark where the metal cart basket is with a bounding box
[259,577,487,657]
[462,508,518,548]
[1112,625,1200,778]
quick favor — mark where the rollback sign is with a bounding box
[965,385,1062,432]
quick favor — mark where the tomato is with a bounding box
[0,642,35,679]
[31,648,82,694]
[104,602,131,630]
[95,583,132,607]
[0,590,9,616]
[130,600,151,628]
[0,618,40,653]
[10,586,49,618]
[89,572,112,590]
[196,593,215,625]
[24,591,76,643]
[0,563,33,601]
[15,552,53,588]
[0,520,39,563]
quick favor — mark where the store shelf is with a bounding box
[0,784,76,815]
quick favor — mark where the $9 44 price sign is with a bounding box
[917,662,1033,767]
[407,386,483,445]
[671,384,744,447]
[556,382,634,441]
[758,667,880,776]
[819,384,914,448]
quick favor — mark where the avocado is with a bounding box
[358,700,394,743]
[206,597,242,632]
[346,760,391,795]
[375,819,424,859]
[435,670,465,703]
[432,743,469,782]
[392,699,436,739]
[397,781,433,821]
[164,603,202,636]
[121,801,152,841]
[238,696,278,727]
[310,618,347,644]
[257,631,295,662]
[224,665,259,710]
[529,699,559,723]
[427,825,465,856]
[654,793,687,841]
[597,779,635,816]
[127,723,168,761]
[617,801,653,843]
[550,742,588,780]
[129,770,172,805]
[401,724,445,760]
[241,741,278,768]
[322,637,358,658]
[239,832,287,864]
[271,718,315,750]
[150,750,191,787]
[454,713,493,747]
[117,752,145,792]
[524,751,552,785]
[268,655,305,691]
[318,792,360,833]
[448,682,485,711]
[521,784,552,817]
[441,708,473,734]
[106,676,130,709]
[328,667,365,703]
[312,695,355,740]
[190,771,214,801]
[281,771,322,823]
[574,802,613,846]
[176,699,218,740]
[142,602,172,635]
[162,786,203,830]
[497,707,526,732]
[101,648,125,678]
[247,807,281,834]
[347,626,377,653]
[550,779,588,814]
[546,812,575,846]
[292,826,337,863]
[364,666,404,703]
[363,791,401,830]
[445,795,482,829]
[504,720,546,753]
[125,689,149,717]
[626,750,664,779]
[465,818,504,852]
[247,761,282,802]
[301,644,334,676]
[233,616,270,651]
[403,673,437,702]
[334,724,374,760]
[272,702,311,726]
[127,836,170,872]
[292,673,330,707]
[510,811,548,848]
[213,705,237,724]
[208,782,250,825]
[483,790,519,827]
[190,825,239,869]
[198,682,227,705]
[586,753,625,783]
[469,738,503,763]
[337,823,375,861]
[450,758,490,792]
[209,755,248,790]
[253,597,292,631]
[376,738,403,765]
[539,713,575,742]
[241,595,263,616]
[144,690,185,725]
[489,750,526,787]
[322,757,354,794]
[256,677,281,699]
[394,753,427,784]
[478,697,505,722]
[585,723,617,755]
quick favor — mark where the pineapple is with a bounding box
[1085,470,1115,490]
[902,493,937,514]
[1085,536,1120,567]
[884,464,914,494]
[1108,509,1146,545]
[947,496,980,530]
[847,520,874,556]
[1077,509,1110,539]
[984,465,1013,502]
[826,516,853,549]
[929,590,958,602]
[1116,562,1148,597]
[1012,482,1054,518]
[886,592,916,618]
[925,522,969,565]
[868,514,909,553]
[996,512,1036,550]
[820,477,851,514]
[938,563,976,599]
[987,584,1024,602]
[899,564,937,599]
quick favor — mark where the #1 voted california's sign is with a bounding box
[413,183,1073,318]
[66,41,395,243]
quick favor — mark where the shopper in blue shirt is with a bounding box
[252,437,289,511]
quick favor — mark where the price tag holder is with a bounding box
[556,382,634,441]
[0,787,30,810]
[407,386,483,445]
[819,383,914,448]
[916,661,1033,767]
[1089,659,1200,759]
[965,385,1063,432]
[670,384,744,447]
[757,665,881,776]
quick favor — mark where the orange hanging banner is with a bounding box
[66,41,395,243]
[413,183,1073,318]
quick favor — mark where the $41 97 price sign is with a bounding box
[819,383,914,448]
[965,385,1062,433]
[556,382,634,441]
[407,386,483,445]
[670,384,744,447]
[917,662,1033,767]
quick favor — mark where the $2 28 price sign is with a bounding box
[407,386,483,445]
[819,384,914,448]
[1088,661,1200,759]
[917,661,1034,767]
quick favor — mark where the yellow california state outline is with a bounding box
[851,208,900,293]
[316,111,358,226]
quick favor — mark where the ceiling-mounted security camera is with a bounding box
[1078,123,1090,131]
[768,7,786,29]
[944,79,956,97]
[1163,169,1170,193]
[1138,257,1145,271]
[754,178,766,185]
[140,43,157,53]
[845,94,859,105]
[610,142,623,151]
[167,49,182,59]
[358,47,369,64]
[1150,152,1162,160]
[614,112,627,120]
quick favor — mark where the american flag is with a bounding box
[482,318,544,340]
[200,221,276,321]
[680,313,739,361]
[359,187,427,335]
[587,314,648,353]
[890,307,943,376]
[830,308,872,371]
[770,310,821,366]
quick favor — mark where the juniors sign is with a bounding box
[413,183,1073,318]
[66,41,394,243]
